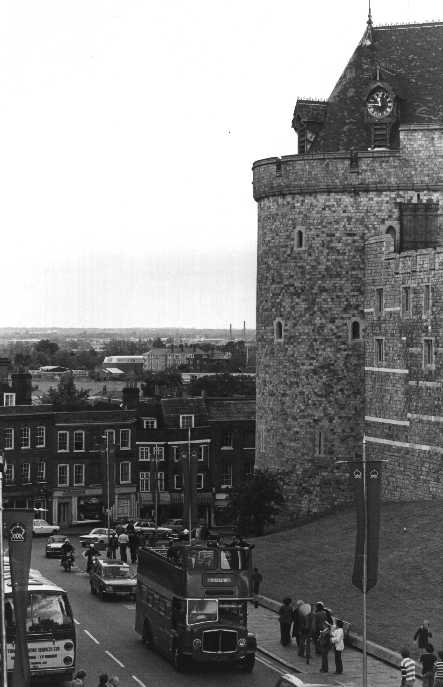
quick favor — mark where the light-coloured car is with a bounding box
[45,534,68,558]
[89,560,136,600]
[275,674,329,687]
[79,528,116,548]
[32,519,60,536]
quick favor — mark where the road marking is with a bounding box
[132,677,146,687]
[74,619,80,625]
[105,650,125,668]
[84,630,100,645]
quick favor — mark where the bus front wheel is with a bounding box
[242,654,255,673]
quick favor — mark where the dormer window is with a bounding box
[180,414,194,429]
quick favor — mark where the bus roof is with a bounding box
[3,560,65,594]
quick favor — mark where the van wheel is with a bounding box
[142,622,154,648]
[173,647,187,672]
[242,654,255,673]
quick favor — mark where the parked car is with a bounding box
[274,674,329,687]
[89,560,136,600]
[161,518,185,533]
[79,528,116,548]
[45,534,68,558]
[33,519,60,536]
[125,521,171,536]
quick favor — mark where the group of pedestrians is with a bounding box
[108,522,142,564]
[277,597,344,674]
[70,670,121,686]
[400,620,443,687]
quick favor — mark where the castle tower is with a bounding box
[253,20,443,521]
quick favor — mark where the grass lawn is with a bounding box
[251,500,442,653]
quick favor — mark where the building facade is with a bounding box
[253,18,443,521]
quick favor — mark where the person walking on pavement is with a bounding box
[108,678,120,687]
[278,597,293,646]
[250,567,263,608]
[331,619,344,675]
[314,601,328,654]
[318,621,331,673]
[414,620,432,657]
[433,650,443,687]
[296,602,312,660]
[97,674,108,687]
[118,530,129,563]
[128,530,138,564]
[71,669,87,686]
[400,647,416,686]
[108,532,118,560]
[420,644,436,687]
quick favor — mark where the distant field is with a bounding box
[252,500,442,653]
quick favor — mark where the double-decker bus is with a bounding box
[4,561,76,682]
[135,541,256,672]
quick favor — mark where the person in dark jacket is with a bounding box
[278,597,293,646]
[420,644,436,687]
[250,567,263,608]
[314,601,328,654]
[414,620,432,656]
[107,533,119,560]
[128,530,138,564]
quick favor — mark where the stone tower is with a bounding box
[253,18,443,522]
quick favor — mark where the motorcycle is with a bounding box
[86,554,99,574]
[61,552,75,572]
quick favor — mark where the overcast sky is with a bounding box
[1,0,442,329]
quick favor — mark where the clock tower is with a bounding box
[365,75,398,149]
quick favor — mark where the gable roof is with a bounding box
[293,21,443,153]
[205,398,256,422]
[160,397,209,427]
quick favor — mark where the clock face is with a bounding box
[366,88,394,118]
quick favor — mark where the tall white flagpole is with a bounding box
[0,451,8,687]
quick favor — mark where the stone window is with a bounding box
[402,286,411,316]
[180,414,194,429]
[120,429,131,449]
[105,429,116,444]
[375,288,384,315]
[294,228,305,250]
[314,430,325,456]
[36,426,46,448]
[375,338,385,365]
[274,319,284,342]
[143,418,158,429]
[21,462,31,483]
[57,431,69,452]
[174,473,183,490]
[3,393,16,407]
[20,427,31,449]
[74,464,85,486]
[157,472,165,492]
[222,463,233,487]
[4,428,14,450]
[120,461,131,484]
[73,430,85,452]
[36,460,46,482]
[423,338,434,368]
[5,463,14,483]
[140,471,150,492]
[350,319,361,341]
[423,284,431,315]
[221,431,233,449]
[57,464,69,487]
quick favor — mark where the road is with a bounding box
[31,534,283,687]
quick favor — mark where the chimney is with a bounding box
[122,384,140,409]
[11,371,33,405]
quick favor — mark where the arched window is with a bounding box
[274,319,284,342]
[295,229,304,249]
[351,320,361,340]
[385,225,397,253]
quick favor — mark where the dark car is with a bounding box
[161,518,185,533]
[45,534,68,558]
[89,560,136,601]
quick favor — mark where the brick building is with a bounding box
[253,17,443,521]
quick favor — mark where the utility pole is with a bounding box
[0,451,8,687]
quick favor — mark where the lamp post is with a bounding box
[101,434,111,544]
[0,451,8,687]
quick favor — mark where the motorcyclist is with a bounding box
[83,543,100,573]
[60,538,75,567]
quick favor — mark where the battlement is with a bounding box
[253,125,443,201]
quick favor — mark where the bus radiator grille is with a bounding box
[202,629,237,653]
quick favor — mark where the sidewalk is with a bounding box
[248,602,402,687]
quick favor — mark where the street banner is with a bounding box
[102,434,116,509]
[4,509,33,687]
[351,462,382,592]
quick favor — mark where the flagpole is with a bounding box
[362,434,368,687]
[187,427,192,544]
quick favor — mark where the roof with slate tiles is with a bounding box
[293,21,443,152]
[160,397,209,428]
[205,398,256,422]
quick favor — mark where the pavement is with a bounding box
[247,602,403,687]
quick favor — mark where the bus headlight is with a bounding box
[64,642,74,651]
[238,638,247,648]
[193,638,202,649]
[63,656,73,665]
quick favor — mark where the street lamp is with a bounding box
[101,434,111,545]
[0,451,8,687]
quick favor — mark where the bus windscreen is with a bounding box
[5,593,73,633]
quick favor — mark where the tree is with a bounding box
[42,373,90,410]
[227,468,285,536]
[35,339,59,356]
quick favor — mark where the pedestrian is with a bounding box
[331,619,344,675]
[434,650,443,687]
[83,543,100,574]
[414,620,432,656]
[278,597,293,646]
[108,678,120,687]
[97,674,108,687]
[128,530,138,564]
[71,669,87,686]
[420,644,436,687]
[400,647,416,686]
[118,531,129,563]
[108,533,118,560]
[250,567,263,608]
[318,622,331,673]
[314,601,328,654]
